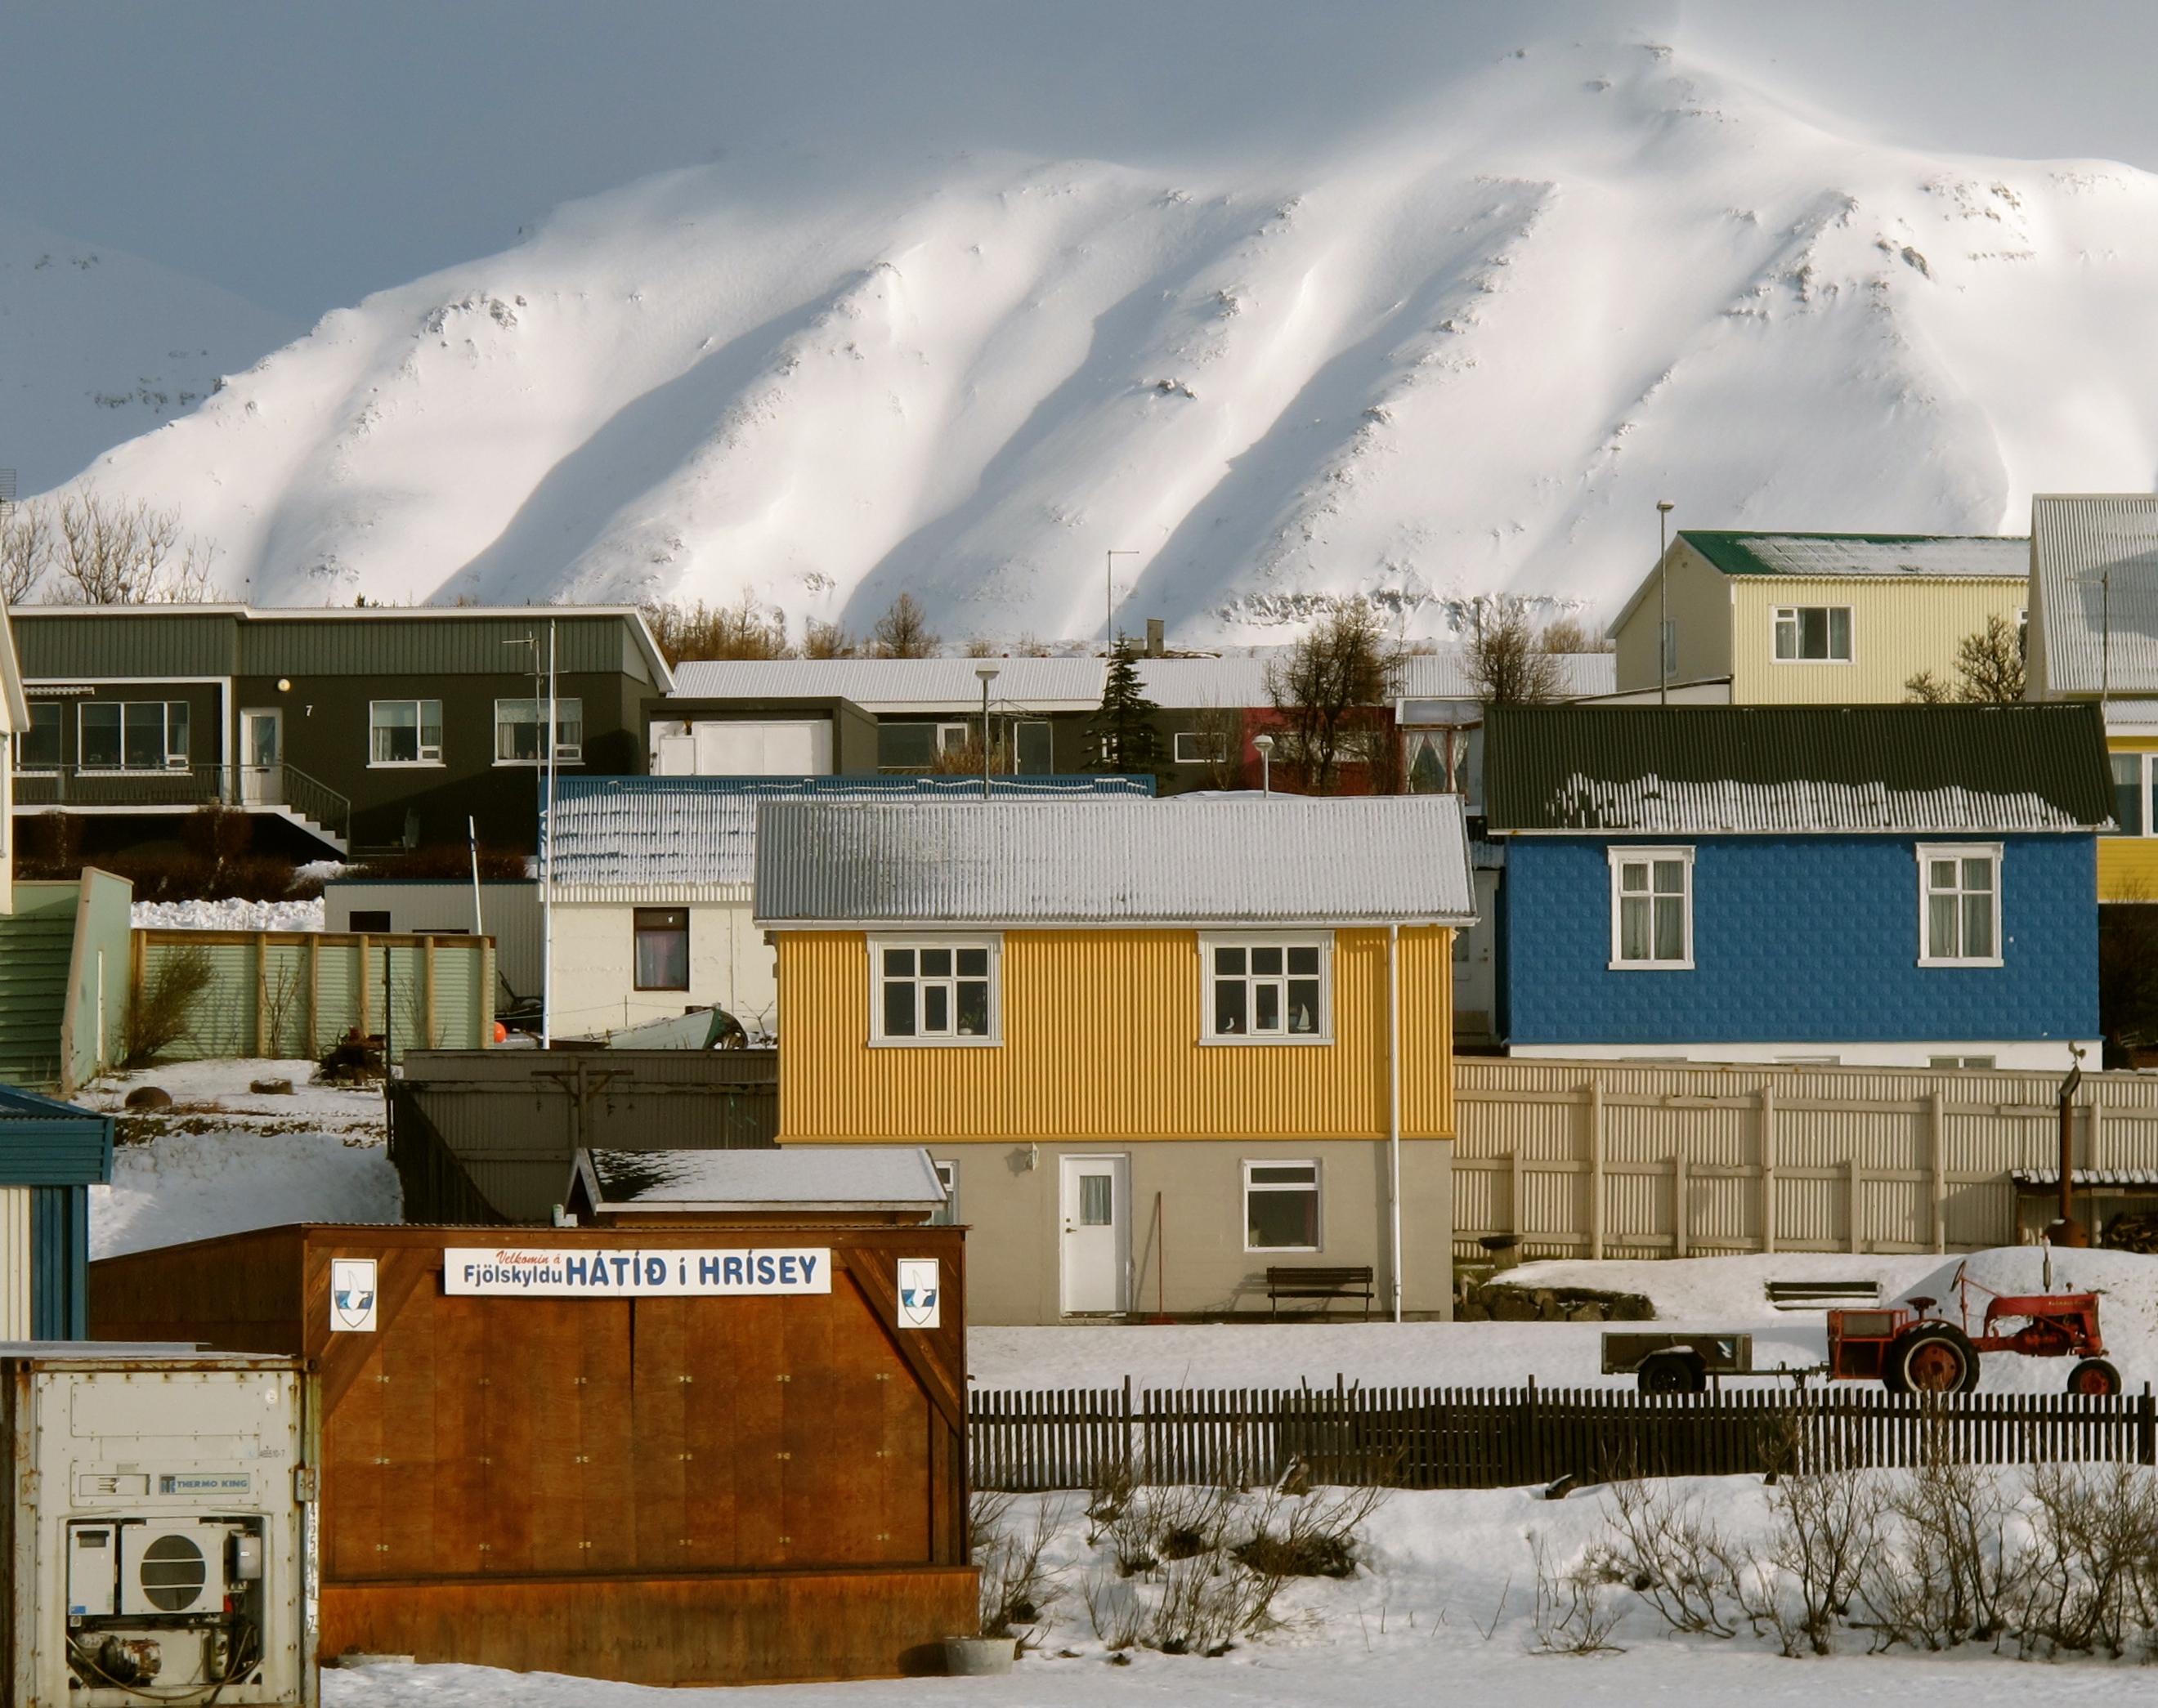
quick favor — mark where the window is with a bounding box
[1202,934,1330,1041]
[1773,606,1853,662]
[2109,752,2156,837]
[78,701,189,771]
[348,910,392,933]
[929,1160,958,1226]
[633,908,690,990]
[1608,847,1693,968]
[872,938,999,1044]
[369,700,444,765]
[877,722,971,769]
[1175,730,1229,765]
[1929,1055,1996,1070]
[1659,619,1678,682]
[495,697,584,763]
[1244,1160,1320,1250]
[1917,845,2001,965]
[16,703,60,769]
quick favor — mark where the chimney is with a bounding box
[1145,618,1165,658]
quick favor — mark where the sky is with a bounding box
[7,2,2158,324]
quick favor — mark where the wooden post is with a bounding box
[423,935,437,1049]
[1929,1089,1947,1254]
[1848,1157,1864,1254]
[1508,1150,1522,1243]
[307,935,320,1058]
[254,932,269,1057]
[1760,1084,1777,1255]
[357,935,371,1040]
[1587,1080,1605,1261]
[1673,1151,1689,1258]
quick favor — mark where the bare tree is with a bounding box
[1463,595,1563,705]
[642,592,791,664]
[1538,615,1611,655]
[871,591,941,658]
[1264,597,1399,794]
[1952,614,2025,703]
[51,491,215,604]
[1191,704,1246,789]
[801,618,858,659]
[0,497,59,604]
[963,635,999,658]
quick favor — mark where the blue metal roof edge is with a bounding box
[0,1086,114,1187]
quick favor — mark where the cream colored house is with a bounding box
[0,597,23,915]
[1610,531,2029,703]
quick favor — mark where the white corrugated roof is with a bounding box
[1539,773,2089,834]
[2031,494,2158,696]
[575,1146,946,1209]
[1717,535,2029,579]
[670,656,1105,711]
[753,795,1476,926]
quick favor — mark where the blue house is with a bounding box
[0,1084,114,1337]
[1485,704,2111,1069]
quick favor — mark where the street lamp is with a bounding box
[1656,499,1675,707]
[975,667,999,800]
[1253,733,1275,795]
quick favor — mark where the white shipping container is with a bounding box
[2,1348,313,1707]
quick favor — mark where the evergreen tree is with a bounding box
[1088,640,1166,776]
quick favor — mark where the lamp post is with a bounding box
[1253,733,1274,795]
[975,667,999,800]
[1656,499,1675,706]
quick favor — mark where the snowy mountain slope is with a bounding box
[56,39,2158,642]
[0,212,297,495]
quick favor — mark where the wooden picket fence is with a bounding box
[969,1382,2158,1492]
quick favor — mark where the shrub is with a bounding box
[125,944,214,1066]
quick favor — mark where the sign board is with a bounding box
[896,1258,940,1330]
[329,1259,378,1332]
[443,1247,833,1299]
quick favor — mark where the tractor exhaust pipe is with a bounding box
[2048,1059,2088,1249]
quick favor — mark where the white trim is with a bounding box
[1242,1158,1323,1253]
[1914,842,2004,967]
[1509,1039,2098,1071]
[868,933,1002,1047]
[2105,749,2156,838]
[1606,845,1695,970]
[1771,602,1856,664]
[1198,931,1334,1044]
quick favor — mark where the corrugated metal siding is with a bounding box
[1485,704,2114,833]
[12,610,240,677]
[777,927,1452,1143]
[135,932,494,1060]
[1453,1058,2158,1258]
[0,901,72,1089]
[30,1183,86,1338]
[0,1188,29,1338]
[754,798,1476,925]
[1729,578,2030,706]
[2031,494,2158,697]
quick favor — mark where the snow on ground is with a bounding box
[132,897,326,932]
[971,1249,2158,1396]
[79,1058,398,1259]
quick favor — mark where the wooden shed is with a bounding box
[89,1220,972,1686]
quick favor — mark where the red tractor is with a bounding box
[1826,1268,2116,1395]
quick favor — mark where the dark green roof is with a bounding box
[1679,530,2028,579]
[1484,704,2111,834]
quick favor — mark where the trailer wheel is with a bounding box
[2066,1358,2121,1397]
[1636,1351,1704,1395]
[1883,1325,1979,1394]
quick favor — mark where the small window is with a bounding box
[872,938,1000,1044]
[495,697,584,763]
[1928,1056,1996,1070]
[1609,847,1694,968]
[1174,730,1229,765]
[2110,753,2148,837]
[348,910,392,933]
[1917,845,2000,966]
[1244,1161,1320,1250]
[78,701,188,771]
[634,908,690,990]
[929,1160,958,1226]
[1202,934,1329,1041]
[875,723,968,769]
[1659,619,1678,681]
[369,700,444,765]
[1772,606,1852,662]
[17,703,61,769]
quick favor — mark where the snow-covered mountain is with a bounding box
[48,38,2158,643]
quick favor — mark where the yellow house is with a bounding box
[2027,493,2158,901]
[1608,531,2029,704]
[753,795,1477,1325]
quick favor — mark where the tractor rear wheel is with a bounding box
[1636,1352,1705,1395]
[2066,1358,2121,1397]
[1883,1325,1980,1394]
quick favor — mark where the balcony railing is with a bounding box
[12,763,351,847]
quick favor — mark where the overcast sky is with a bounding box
[5,2,2157,322]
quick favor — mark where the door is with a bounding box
[240,709,284,805]
[1059,1154,1130,1316]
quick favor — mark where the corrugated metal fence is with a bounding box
[971,1384,2158,1491]
[1452,1058,2158,1260]
[132,929,495,1060]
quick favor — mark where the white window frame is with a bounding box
[1174,729,1229,766]
[2107,750,2156,838]
[1607,846,1695,970]
[929,1160,959,1226]
[869,935,1002,1047]
[493,695,584,766]
[369,699,445,767]
[1199,932,1333,1045]
[1242,1159,1323,1253]
[1771,605,1854,664]
[1915,843,2004,968]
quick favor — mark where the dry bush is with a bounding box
[972,1491,1066,1643]
[1729,1467,1882,1657]
[1529,1530,1626,1654]
[1598,1476,1739,1638]
[1860,1444,2030,1652]
[1539,615,1611,655]
[125,944,214,1066]
[1905,615,2026,704]
[2012,1462,2158,1658]
[1234,1478,1386,1631]
[1081,1565,1144,1651]
[801,617,857,658]
[1143,1554,1249,1656]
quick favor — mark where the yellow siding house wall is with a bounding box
[1611,543,1733,691]
[1729,578,2028,704]
[777,927,1455,1144]
[2101,735,2158,902]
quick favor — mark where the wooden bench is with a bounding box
[1266,1266,1376,1321]
[1765,1280,1882,1312]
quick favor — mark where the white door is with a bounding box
[240,709,284,806]
[1059,1154,1130,1316]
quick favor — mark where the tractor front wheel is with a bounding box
[1884,1325,1980,1394]
[2066,1358,2121,1397]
